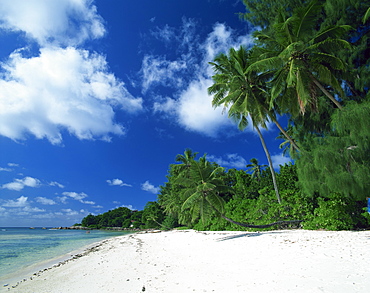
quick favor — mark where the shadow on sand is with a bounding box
[216,231,286,241]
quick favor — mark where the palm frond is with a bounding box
[247,57,283,73]
[313,25,352,43]
[296,69,312,114]
[310,52,346,71]
[270,68,287,106]
[364,7,370,24]
[293,0,322,40]
[286,59,297,88]
[181,191,201,212]
[308,38,351,55]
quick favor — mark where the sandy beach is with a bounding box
[3,229,370,292]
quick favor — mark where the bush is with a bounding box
[161,215,178,230]
[303,193,357,230]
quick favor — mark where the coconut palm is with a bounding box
[178,156,301,228]
[208,46,282,203]
[248,0,352,116]
[173,148,198,176]
[246,158,268,181]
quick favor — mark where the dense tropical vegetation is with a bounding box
[81,0,370,231]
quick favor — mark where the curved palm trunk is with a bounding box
[208,199,301,228]
[255,125,282,204]
[260,105,301,152]
[271,117,300,152]
[311,77,343,110]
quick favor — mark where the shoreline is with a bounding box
[3,229,370,292]
[0,230,136,290]
[0,237,112,290]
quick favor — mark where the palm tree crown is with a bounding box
[248,0,351,116]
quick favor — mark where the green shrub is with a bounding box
[303,193,356,230]
[161,215,178,230]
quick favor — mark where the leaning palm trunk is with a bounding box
[310,76,343,110]
[209,199,301,228]
[255,125,282,204]
[271,116,300,152]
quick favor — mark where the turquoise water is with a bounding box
[0,227,131,283]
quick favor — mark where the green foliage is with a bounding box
[303,193,359,230]
[141,201,165,229]
[296,100,370,201]
[161,215,179,230]
[81,207,141,229]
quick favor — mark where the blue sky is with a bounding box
[0,0,291,227]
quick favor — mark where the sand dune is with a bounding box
[4,229,370,292]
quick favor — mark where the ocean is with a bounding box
[0,227,131,286]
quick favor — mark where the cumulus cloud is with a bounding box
[141,181,159,194]
[1,176,41,191]
[0,196,46,216]
[0,47,142,144]
[62,191,95,204]
[271,153,292,169]
[106,178,132,187]
[0,0,142,144]
[143,21,255,137]
[177,78,232,137]
[0,0,105,46]
[2,195,28,207]
[208,153,247,169]
[35,197,57,205]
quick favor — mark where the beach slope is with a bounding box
[5,229,370,292]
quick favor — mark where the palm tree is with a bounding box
[178,156,301,228]
[246,158,267,181]
[178,155,229,224]
[276,125,300,159]
[173,148,198,176]
[248,0,351,116]
[208,46,282,203]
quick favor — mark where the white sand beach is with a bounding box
[3,229,370,292]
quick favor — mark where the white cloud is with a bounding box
[121,204,134,210]
[2,196,28,207]
[49,181,65,188]
[57,196,68,204]
[61,191,95,205]
[208,153,247,169]
[0,47,142,144]
[62,191,87,201]
[141,181,159,194]
[23,206,45,213]
[271,153,292,169]
[144,21,255,137]
[177,78,233,137]
[80,200,95,205]
[151,24,176,43]
[0,0,105,47]
[141,55,187,93]
[8,163,19,167]
[1,176,41,191]
[35,197,57,205]
[106,178,132,187]
[61,208,79,216]
[0,167,12,172]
